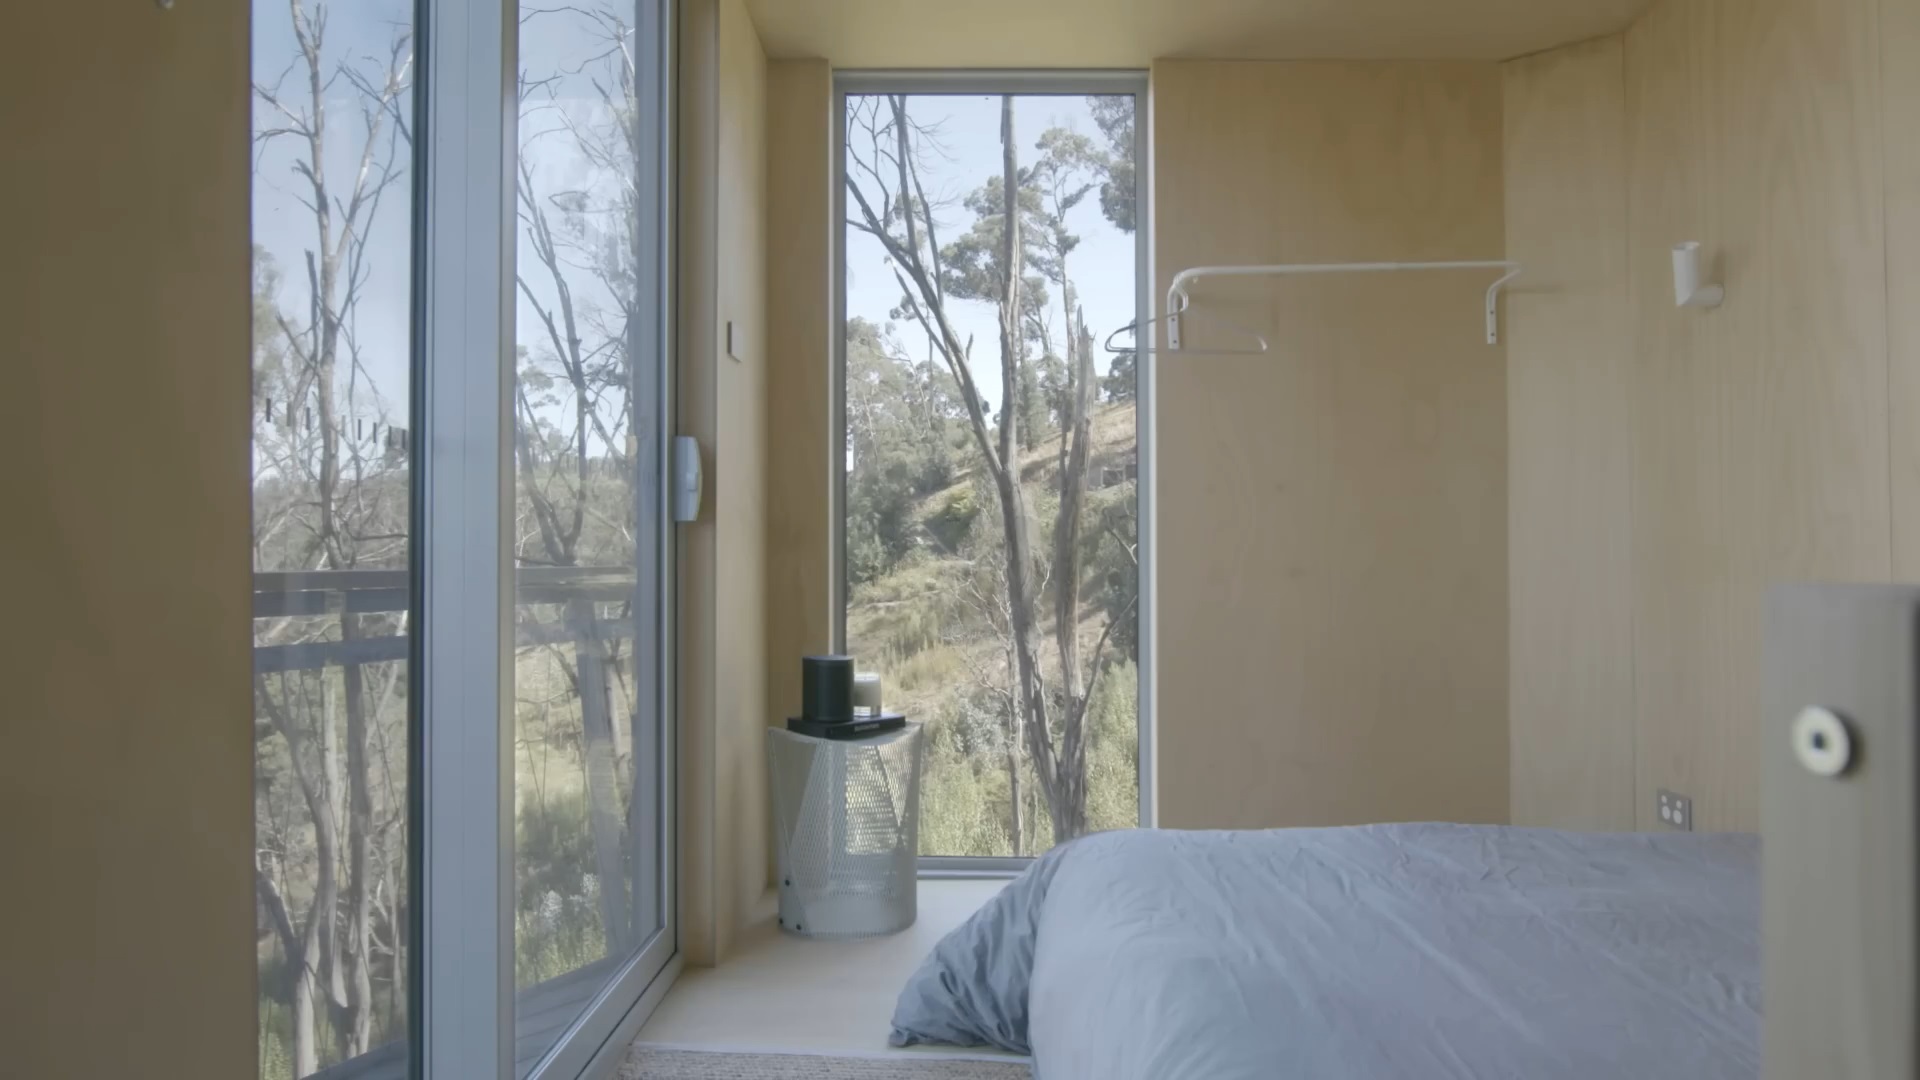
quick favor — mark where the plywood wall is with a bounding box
[1888,0,1920,581]
[763,58,835,777]
[0,1,255,1075]
[1503,37,1637,831]
[676,0,769,965]
[715,0,771,957]
[1506,0,1912,832]
[1152,60,1511,830]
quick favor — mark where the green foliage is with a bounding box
[1088,488,1141,663]
[514,788,610,988]
[259,1006,294,1080]
[1021,352,1065,450]
[845,97,1160,863]
[1086,95,1137,234]
[925,486,982,553]
[846,318,965,582]
[847,556,976,674]
[1085,660,1140,834]
[516,789,597,914]
[918,716,1015,858]
[939,175,1055,309]
[910,665,1139,857]
[1103,349,1137,402]
[849,402,1143,858]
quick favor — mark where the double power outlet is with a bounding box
[1656,789,1693,831]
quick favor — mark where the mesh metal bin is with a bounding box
[767,723,924,938]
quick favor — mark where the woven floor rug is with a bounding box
[618,1046,1032,1079]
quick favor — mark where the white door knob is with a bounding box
[1791,707,1853,778]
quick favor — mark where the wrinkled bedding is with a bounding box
[892,824,1760,1079]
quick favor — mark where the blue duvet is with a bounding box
[892,824,1760,1079]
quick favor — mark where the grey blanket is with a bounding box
[893,824,1760,1079]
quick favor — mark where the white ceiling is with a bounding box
[742,0,1651,67]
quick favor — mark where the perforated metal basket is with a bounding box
[767,723,924,938]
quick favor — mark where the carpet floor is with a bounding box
[618,1047,1031,1079]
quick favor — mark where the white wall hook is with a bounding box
[1673,242,1724,308]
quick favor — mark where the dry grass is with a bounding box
[847,403,1141,856]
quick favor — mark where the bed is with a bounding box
[891,824,1760,1079]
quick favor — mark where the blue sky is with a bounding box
[844,93,1139,414]
[253,1,632,426]
[251,0,414,419]
[251,6,1139,429]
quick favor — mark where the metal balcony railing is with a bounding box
[253,565,643,1079]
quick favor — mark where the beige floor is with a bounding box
[635,879,1017,1061]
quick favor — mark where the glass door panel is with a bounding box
[512,2,669,1073]
[253,2,672,1075]
[250,2,418,1076]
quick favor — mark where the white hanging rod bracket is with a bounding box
[1111,260,1524,355]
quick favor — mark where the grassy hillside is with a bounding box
[847,401,1140,857]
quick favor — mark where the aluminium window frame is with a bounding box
[830,69,1155,877]
[414,0,518,1072]
[413,0,679,1076]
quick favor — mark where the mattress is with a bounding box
[892,824,1760,1080]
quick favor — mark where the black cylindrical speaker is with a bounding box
[800,655,854,724]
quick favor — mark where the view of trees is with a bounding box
[843,94,1141,856]
[248,17,1129,1075]
[251,3,416,1073]
[251,2,657,1076]
[509,0,661,1001]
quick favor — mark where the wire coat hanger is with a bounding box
[1102,293,1270,356]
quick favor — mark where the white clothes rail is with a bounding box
[1105,260,1525,354]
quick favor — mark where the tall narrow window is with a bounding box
[840,80,1148,863]
[251,2,417,1077]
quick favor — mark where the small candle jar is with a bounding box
[852,672,883,717]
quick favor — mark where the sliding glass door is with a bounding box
[250,1,675,1078]
[510,3,672,1074]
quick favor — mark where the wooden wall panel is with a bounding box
[1888,0,1920,581]
[1503,38,1636,830]
[1509,0,1899,834]
[714,0,770,958]
[763,59,834,789]
[1713,0,1890,831]
[1623,0,1740,832]
[675,0,722,965]
[1627,0,1890,833]
[744,0,1649,67]
[1,1,255,1075]
[676,0,769,965]
[1153,60,1510,830]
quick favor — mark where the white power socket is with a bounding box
[1657,789,1693,831]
